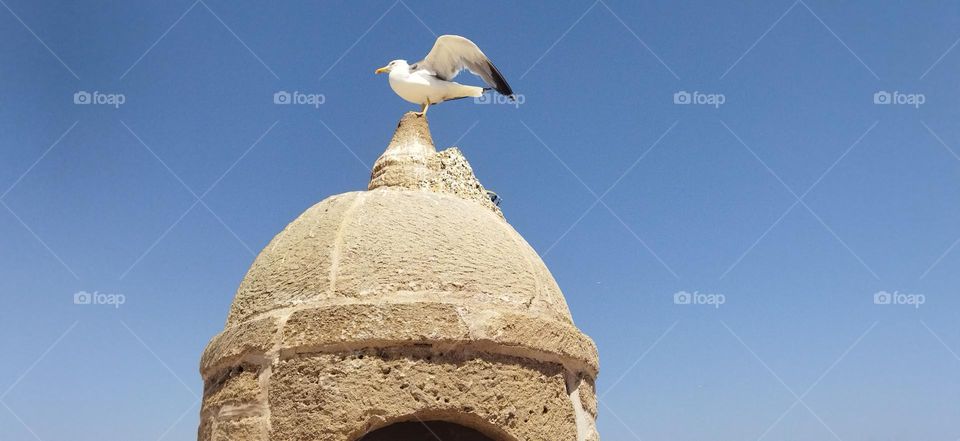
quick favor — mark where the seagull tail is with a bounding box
[458,84,484,98]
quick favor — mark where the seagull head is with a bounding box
[375,59,409,75]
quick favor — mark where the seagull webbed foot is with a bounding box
[414,100,431,117]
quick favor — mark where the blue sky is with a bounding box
[1,1,959,440]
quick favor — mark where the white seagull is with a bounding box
[375,35,514,116]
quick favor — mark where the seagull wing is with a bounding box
[414,35,514,97]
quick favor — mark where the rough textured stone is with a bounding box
[201,317,278,375]
[282,302,471,348]
[227,194,355,325]
[213,416,268,440]
[368,113,436,192]
[426,147,502,215]
[368,113,501,215]
[198,415,213,441]
[199,112,600,440]
[269,349,576,441]
[479,311,599,375]
[201,368,261,414]
[579,376,598,419]
[333,190,569,321]
[275,302,598,375]
[221,187,575,326]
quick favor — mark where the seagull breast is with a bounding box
[390,65,484,105]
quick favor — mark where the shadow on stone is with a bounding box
[358,421,496,441]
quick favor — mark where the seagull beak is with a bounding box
[375,66,389,74]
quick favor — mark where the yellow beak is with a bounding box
[375,66,389,74]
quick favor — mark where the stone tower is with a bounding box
[198,113,600,441]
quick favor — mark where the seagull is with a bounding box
[375,35,514,116]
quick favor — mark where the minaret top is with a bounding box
[368,112,502,216]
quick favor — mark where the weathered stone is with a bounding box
[426,147,502,215]
[479,311,599,375]
[282,302,471,348]
[201,368,262,417]
[579,376,598,419]
[269,349,576,441]
[368,113,501,215]
[212,416,268,440]
[368,112,436,192]
[227,194,356,324]
[197,415,213,441]
[274,302,598,375]
[200,316,278,375]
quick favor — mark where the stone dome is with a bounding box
[198,113,599,441]
[227,187,575,327]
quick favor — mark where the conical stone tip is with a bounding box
[368,112,435,190]
[368,112,502,217]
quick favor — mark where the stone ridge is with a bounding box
[202,302,600,378]
[368,112,502,216]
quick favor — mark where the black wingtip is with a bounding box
[486,61,514,97]
[482,88,516,102]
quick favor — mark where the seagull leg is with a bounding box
[415,99,431,117]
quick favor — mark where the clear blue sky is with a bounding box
[2,1,959,440]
